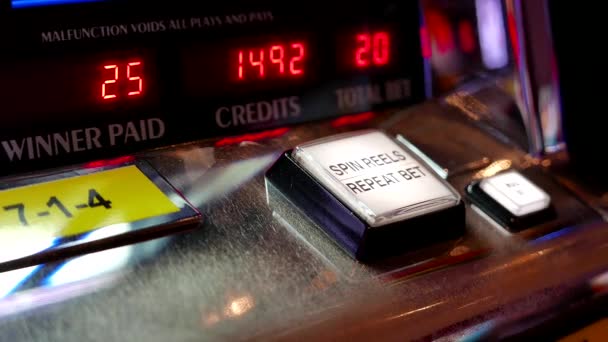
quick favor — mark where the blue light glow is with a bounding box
[12,0,103,9]
[0,266,40,298]
[532,226,577,244]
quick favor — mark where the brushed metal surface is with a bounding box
[0,81,603,341]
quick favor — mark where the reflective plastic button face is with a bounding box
[479,171,550,217]
[292,130,461,227]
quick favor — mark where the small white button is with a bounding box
[479,171,550,217]
[292,130,460,227]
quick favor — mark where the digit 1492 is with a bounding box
[2,189,111,226]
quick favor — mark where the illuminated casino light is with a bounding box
[214,127,290,147]
[476,0,509,69]
[330,111,375,128]
[506,5,520,66]
[12,0,103,9]
[591,270,608,294]
[425,10,455,54]
[458,20,477,53]
[419,27,432,58]
[84,155,135,169]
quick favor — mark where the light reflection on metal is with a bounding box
[396,134,448,179]
[449,245,471,257]
[473,159,512,179]
[479,249,551,278]
[444,91,488,121]
[0,272,122,318]
[0,226,56,297]
[456,295,492,311]
[506,0,563,154]
[186,154,278,207]
[200,295,255,328]
[201,312,221,327]
[385,301,446,321]
[0,227,56,264]
[475,0,509,69]
[310,270,338,291]
[47,225,132,286]
[471,204,512,237]
[0,266,39,298]
[590,270,608,294]
[224,295,255,318]
[447,157,491,178]
[0,227,170,316]
[538,86,563,150]
[505,0,545,155]
[270,211,342,277]
[520,154,542,168]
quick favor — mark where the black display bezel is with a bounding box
[0,1,428,175]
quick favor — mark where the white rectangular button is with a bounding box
[479,170,551,217]
[292,130,460,227]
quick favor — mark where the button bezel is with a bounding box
[266,130,465,261]
[466,171,555,231]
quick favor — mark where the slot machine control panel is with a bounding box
[0,1,608,341]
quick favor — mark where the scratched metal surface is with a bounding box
[0,82,605,341]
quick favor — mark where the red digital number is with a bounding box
[237,42,306,81]
[270,45,285,74]
[101,60,144,100]
[102,65,118,99]
[238,51,245,80]
[355,34,371,67]
[372,32,390,65]
[127,61,143,96]
[355,32,391,68]
[289,43,305,75]
[249,49,265,78]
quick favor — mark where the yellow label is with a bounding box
[559,318,608,342]
[0,165,179,238]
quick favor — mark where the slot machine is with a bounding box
[0,0,606,340]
